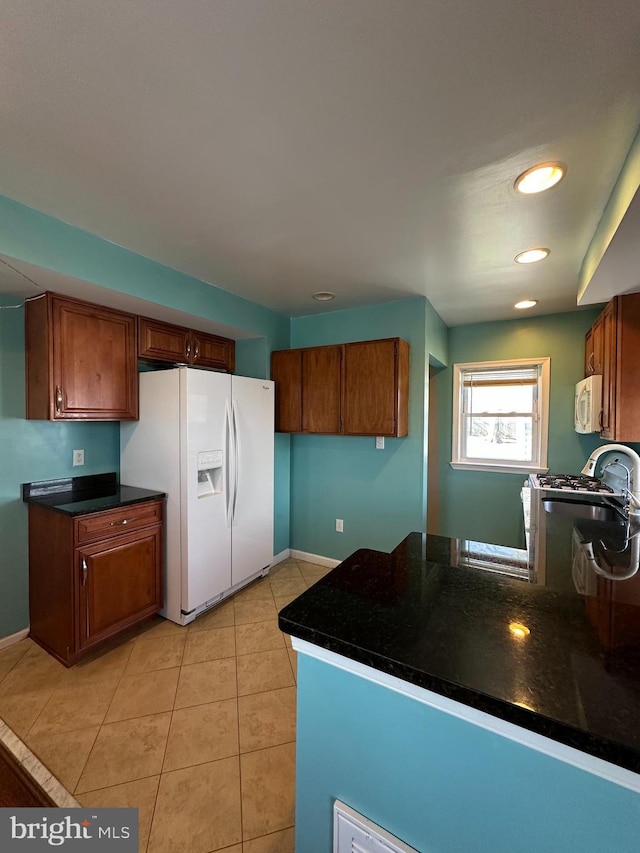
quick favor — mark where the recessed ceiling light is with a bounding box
[509,621,531,639]
[514,248,550,264]
[515,163,565,194]
[514,299,538,310]
[312,291,336,302]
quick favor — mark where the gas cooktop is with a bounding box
[532,473,623,496]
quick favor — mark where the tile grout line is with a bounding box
[232,599,244,849]
[147,615,192,851]
[74,643,134,798]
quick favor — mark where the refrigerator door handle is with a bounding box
[231,400,240,524]
[224,401,234,527]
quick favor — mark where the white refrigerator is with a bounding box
[120,367,274,625]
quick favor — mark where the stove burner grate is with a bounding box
[536,474,615,494]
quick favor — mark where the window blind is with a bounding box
[462,365,539,386]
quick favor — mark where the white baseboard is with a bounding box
[290,549,341,569]
[271,548,290,566]
[0,628,29,650]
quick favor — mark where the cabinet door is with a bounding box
[272,350,302,432]
[302,346,342,433]
[591,315,604,374]
[599,300,617,438]
[77,526,163,650]
[611,293,640,441]
[342,339,399,436]
[584,329,593,377]
[52,297,138,420]
[138,317,190,363]
[585,315,604,377]
[191,331,235,371]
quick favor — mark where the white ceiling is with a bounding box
[1,0,639,326]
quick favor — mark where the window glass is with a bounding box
[451,359,550,473]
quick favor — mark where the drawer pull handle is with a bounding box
[194,343,200,360]
[55,386,63,412]
[110,518,130,526]
[81,557,88,586]
[186,342,191,358]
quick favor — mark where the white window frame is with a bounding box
[451,357,550,474]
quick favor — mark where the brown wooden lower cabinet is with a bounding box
[28,500,164,666]
[0,742,56,807]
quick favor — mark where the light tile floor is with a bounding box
[0,557,331,852]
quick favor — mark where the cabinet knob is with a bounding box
[55,386,64,412]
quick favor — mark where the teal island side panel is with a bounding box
[295,653,640,853]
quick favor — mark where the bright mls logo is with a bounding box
[0,809,138,850]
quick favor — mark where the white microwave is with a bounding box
[575,375,602,433]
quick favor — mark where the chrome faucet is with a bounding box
[581,444,640,518]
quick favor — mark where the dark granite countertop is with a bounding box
[23,473,165,516]
[279,490,640,774]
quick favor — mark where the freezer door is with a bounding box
[182,368,232,612]
[230,377,275,586]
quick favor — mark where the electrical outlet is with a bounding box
[72,449,85,466]
[336,518,344,532]
[376,436,385,449]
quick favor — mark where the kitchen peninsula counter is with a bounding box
[280,520,640,776]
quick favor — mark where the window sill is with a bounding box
[449,462,549,475]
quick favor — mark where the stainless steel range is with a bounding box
[531,473,623,496]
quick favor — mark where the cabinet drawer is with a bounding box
[74,501,164,545]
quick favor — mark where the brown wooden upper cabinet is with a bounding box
[271,349,303,432]
[138,317,235,372]
[584,292,640,442]
[584,312,603,376]
[271,337,409,436]
[26,293,138,421]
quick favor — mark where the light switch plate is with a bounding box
[376,437,385,449]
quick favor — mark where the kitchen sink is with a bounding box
[542,499,625,523]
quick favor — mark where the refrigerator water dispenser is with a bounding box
[197,450,223,497]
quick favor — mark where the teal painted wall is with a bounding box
[0,196,291,637]
[289,297,446,560]
[295,654,640,853]
[433,308,623,547]
[425,297,449,367]
[0,196,286,339]
[0,298,119,635]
